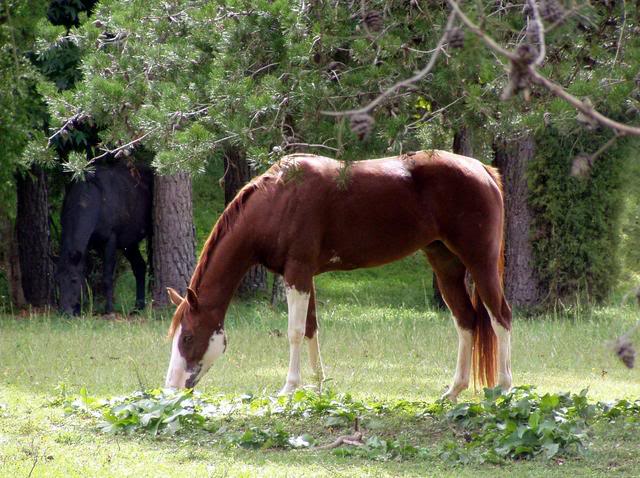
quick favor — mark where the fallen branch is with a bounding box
[314,431,364,450]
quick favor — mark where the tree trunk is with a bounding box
[16,166,54,307]
[271,274,286,306]
[223,148,269,296]
[493,134,542,308]
[0,214,26,308]
[152,172,196,307]
[453,126,474,157]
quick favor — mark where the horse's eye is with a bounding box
[182,335,193,345]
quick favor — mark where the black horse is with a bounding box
[56,162,153,315]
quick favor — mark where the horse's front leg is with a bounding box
[279,281,311,395]
[102,234,117,314]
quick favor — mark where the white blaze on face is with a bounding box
[190,330,226,386]
[164,324,227,389]
[165,324,188,388]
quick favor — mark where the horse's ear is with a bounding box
[186,287,199,311]
[166,287,184,306]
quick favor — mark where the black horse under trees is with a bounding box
[56,162,153,315]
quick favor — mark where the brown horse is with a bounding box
[164,151,512,401]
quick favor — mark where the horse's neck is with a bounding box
[60,203,99,259]
[194,227,256,311]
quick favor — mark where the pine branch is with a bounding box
[447,0,640,137]
[320,10,458,117]
[90,129,157,163]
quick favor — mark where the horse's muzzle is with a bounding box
[184,364,203,389]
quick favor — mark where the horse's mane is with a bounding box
[167,166,280,338]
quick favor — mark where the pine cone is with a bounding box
[614,336,636,369]
[448,28,465,49]
[540,0,564,23]
[363,10,383,32]
[350,114,374,140]
[631,89,640,101]
[325,61,345,81]
[626,105,640,117]
[635,71,640,88]
[570,154,593,178]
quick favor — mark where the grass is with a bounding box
[1,254,640,477]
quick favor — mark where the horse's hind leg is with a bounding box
[424,242,476,402]
[305,283,326,389]
[102,234,117,314]
[124,245,146,311]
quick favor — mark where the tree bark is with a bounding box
[453,126,474,157]
[16,165,54,307]
[493,134,542,308]
[152,172,196,307]
[0,214,26,308]
[271,274,286,306]
[223,148,268,296]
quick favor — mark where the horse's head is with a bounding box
[56,250,84,315]
[164,287,226,389]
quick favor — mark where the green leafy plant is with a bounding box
[445,386,596,462]
[61,386,640,463]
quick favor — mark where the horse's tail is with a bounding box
[471,259,499,389]
[471,164,504,389]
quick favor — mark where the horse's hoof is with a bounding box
[278,383,300,396]
[440,389,459,403]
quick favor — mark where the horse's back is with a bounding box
[256,151,503,271]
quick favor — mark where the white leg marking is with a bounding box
[442,323,473,402]
[279,285,310,395]
[487,311,512,391]
[165,324,188,388]
[307,330,325,386]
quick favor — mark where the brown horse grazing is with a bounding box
[164,151,512,401]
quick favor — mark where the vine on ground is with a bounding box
[59,386,640,464]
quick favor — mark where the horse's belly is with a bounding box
[319,231,426,272]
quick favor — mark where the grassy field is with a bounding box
[1,253,640,477]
